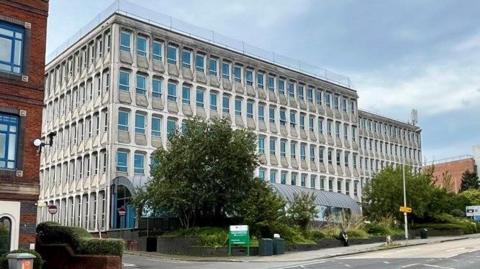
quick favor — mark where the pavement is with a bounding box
[123,234,480,268]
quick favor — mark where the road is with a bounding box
[123,238,480,269]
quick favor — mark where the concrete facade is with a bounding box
[0,0,49,251]
[38,12,421,232]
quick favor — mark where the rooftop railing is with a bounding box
[47,0,352,88]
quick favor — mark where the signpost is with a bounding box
[118,206,126,217]
[47,204,57,215]
[228,225,250,256]
[399,206,412,214]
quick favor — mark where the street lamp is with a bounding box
[402,163,408,242]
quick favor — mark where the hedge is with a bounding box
[0,249,44,269]
[37,222,124,256]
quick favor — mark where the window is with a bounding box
[136,74,146,95]
[118,111,128,131]
[152,77,162,98]
[300,114,305,130]
[152,40,163,60]
[0,113,19,169]
[310,175,316,189]
[116,151,128,172]
[167,118,176,138]
[222,62,230,79]
[291,142,296,159]
[268,76,275,91]
[258,136,265,154]
[269,106,275,123]
[210,92,217,111]
[247,101,254,118]
[135,113,145,134]
[300,144,306,160]
[209,58,218,76]
[195,53,205,72]
[309,116,315,132]
[298,85,305,100]
[258,104,265,121]
[0,21,24,74]
[167,44,177,64]
[258,168,266,181]
[291,173,297,186]
[257,72,264,89]
[269,138,276,155]
[152,116,161,137]
[280,140,286,157]
[235,98,242,116]
[234,64,242,82]
[325,92,331,107]
[280,109,286,126]
[182,49,191,68]
[278,79,285,95]
[307,87,314,103]
[301,174,307,187]
[289,111,296,128]
[119,31,130,52]
[136,35,147,56]
[281,171,287,184]
[288,82,295,97]
[310,145,315,161]
[182,85,190,104]
[270,170,277,183]
[245,69,253,86]
[167,81,177,101]
[196,87,204,108]
[119,70,129,91]
[134,153,145,175]
[222,95,230,113]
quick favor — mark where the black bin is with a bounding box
[420,228,428,239]
[146,237,157,252]
[259,238,273,256]
[273,238,285,255]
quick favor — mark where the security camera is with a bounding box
[33,138,44,147]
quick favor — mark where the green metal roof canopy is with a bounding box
[269,183,362,215]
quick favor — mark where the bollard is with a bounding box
[6,253,36,269]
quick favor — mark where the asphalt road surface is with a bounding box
[123,238,480,269]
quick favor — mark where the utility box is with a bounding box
[273,238,285,255]
[258,238,273,256]
[7,253,35,269]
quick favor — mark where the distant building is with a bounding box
[427,156,477,193]
[0,0,49,252]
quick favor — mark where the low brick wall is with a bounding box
[155,236,257,256]
[36,243,122,269]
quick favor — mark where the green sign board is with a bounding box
[228,225,250,256]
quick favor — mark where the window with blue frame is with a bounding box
[310,175,316,189]
[136,74,146,95]
[167,44,177,64]
[246,101,254,118]
[118,111,129,131]
[318,118,324,134]
[119,31,131,52]
[300,144,306,160]
[269,106,275,123]
[234,98,242,116]
[258,104,265,121]
[0,21,24,74]
[136,35,147,56]
[257,72,264,89]
[182,85,190,104]
[134,153,145,175]
[307,87,314,103]
[300,114,305,130]
[290,111,296,127]
[195,53,205,72]
[152,116,161,137]
[288,82,295,97]
[210,92,217,110]
[116,151,128,172]
[222,95,230,113]
[167,81,177,101]
[298,85,304,100]
[182,49,191,68]
[269,137,276,155]
[167,118,176,138]
[258,136,265,154]
[301,174,307,187]
[222,62,230,79]
[152,40,163,61]
[245,69,253,86]
[135,113,145,134]
[270,170,277,183]
[291,142,296,158]
[119,70,130,91]
[280,140,286,157]
[196,87,204,108]
[291,173,297,186]
[281,172,287,185]
[234,64,242,82]
[280,109,286,126]
[152,78,162,98]
[325,92,331,107]
[310,145,316,161]
[209,58,217,76]
[268,76,275,91]
[278,79,285,95]
[258,168,265,181]
[0,113,19,169]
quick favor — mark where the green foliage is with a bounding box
[459,188,480,205]
[287,192,319,231]
[347,228,369,239]
[37,222,124,256]
[415,213,479,234]
[460,170,479,192]
[163,227,228,248]
[0,249,43,269]
[365,216,403,236]
[143,118,258,228]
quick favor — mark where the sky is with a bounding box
[46,0,480,162]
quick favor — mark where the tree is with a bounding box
[142,118,258,228]
[460,170,479,192]
[459,188,480,205]
[287,192,319,231]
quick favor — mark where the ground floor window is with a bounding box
[0,217,12,255]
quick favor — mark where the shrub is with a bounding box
[347,228,369,239]
[37,222,124,256]
[162,227,228,248]
[0,249,43,269]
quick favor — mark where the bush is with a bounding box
[37,222,124,256]
[162,227,228,248]
[0,249,43,269]
[347,228,369,239]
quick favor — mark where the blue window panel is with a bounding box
[269,107,275,123]
[280,110,287,126]
[278,79,285,95]
[116,151,128,172]
[135,113,145,134]
[0,21,24,74]
[289,112,296,127]
[310,176,316,189]
[119,71,130,91]
[269,138,276,155]
[246,101,254,118]
[134,153,145,175]
[268,76,275,91]
[301,174,306,187]
[0,113,18,169]
[298,85,304,100]
[209,58,217,76]
[136,74,146,95]
[120,31,131,51]
[222,96,229,113]
[280,140,286,157]
[258,136,265,154]
[258,168,265,181]
[234,65,242,82]
[195,54,205,72]
[196,88,204,108]
[258,105,265,121]
[210,93,217,110]
[167,82,177,101]
[270,170,277,183]
[152,117,161,137]
[152,41,163,60]
[288,82,295,97]
[257,73,264,89]
[167,45,177,64]
[152,78,162,98]
[300,114,305,129]
[301,144,306,160]
[118,111,129,131]
[307,87,314,102]
[182,49,191,68]
[136,35,147,56]
[222,62,230,79]
[182,85,190,104]
[167,119,176,138]
[291,174,297,186]
[234,99,242,116]
[281,172,287,185]
[245,69,253,86]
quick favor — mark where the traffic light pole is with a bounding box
[403,163,409,243]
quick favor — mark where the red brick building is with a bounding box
[0,0,49,253]
[427,156,477,193]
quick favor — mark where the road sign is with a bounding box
[399,206,412,213]
[466,205,480,217]
[118,206,126,216]
[228,225,250,256]
[47,204,57,215]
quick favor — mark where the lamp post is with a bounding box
[402,163,408,243]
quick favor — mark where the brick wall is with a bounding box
[0,0,49,248]
[427,158,476,193]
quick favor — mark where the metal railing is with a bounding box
[47,0,352,88]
